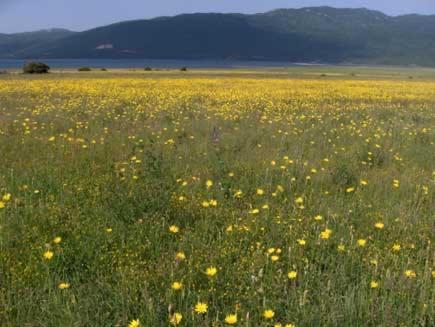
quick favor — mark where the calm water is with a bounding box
[0,59,321,69]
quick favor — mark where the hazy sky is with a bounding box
[2,0,435,33]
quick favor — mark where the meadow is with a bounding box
[0,68,434,326]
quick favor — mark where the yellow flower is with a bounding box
[225,314,238,325]
[320,228,332,239]
[53,236,62,244]
[297,239,306,246]
[314,215,323,221]
[370,281,379,289]
[271,255,279,262]
[128,319,140,327]
[392,244,401,252]
[58,282,70,289]
[170,312,182,325]
[263,309,275,319]
[48,136,56,142]
[404,270,416,278]
[360,180,368,186]
[175,252,186,260]
[206,266,217,277]
[206,180,213,189]
[357,239,367,247]
[0,201,5,209]
[285,324,295,327]
[106,228,113,233]
[288,271,297,279]
[234,190,243,198]
[250,208,259,214]
[194,302,208,314]
[201,201,210,208]
[256,188,264,195]
[169,225,180,233]
[2,193,11,201]
[43,251,54,260]
[171,282,182,291]
[295,197,304,204]
[346,187,355,193]
[337,244,346,252]
[374,222,384,229]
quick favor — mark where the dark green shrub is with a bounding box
[23,62,50,74]
[180,67,187,71]
[78,67,92,72]
[144,67,152,71]
[100,68,107,71]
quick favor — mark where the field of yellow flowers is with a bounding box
[0,70,434,326]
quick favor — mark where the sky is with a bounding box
[1,0,435,33]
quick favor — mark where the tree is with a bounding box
[23,62,50,74]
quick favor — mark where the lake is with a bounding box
[0,59,322,69]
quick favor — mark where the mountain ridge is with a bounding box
[2,7,435,66]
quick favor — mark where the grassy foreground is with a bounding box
[0,69,434,326]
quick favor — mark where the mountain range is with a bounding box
[2,7,435,66]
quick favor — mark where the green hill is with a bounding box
[3,7,435,66]
[0,29,74,58]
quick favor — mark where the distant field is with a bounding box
[4,64,435,80]
[0,69,434,326]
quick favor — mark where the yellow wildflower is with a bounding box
[225,314,237,325]
[263,309,275,319]
[374,222,384,229]
[320,228,332,239]
[169,312,182,325]
[194,302,208,314]
[128,319,140,327]
[43,251,54,260]
[175,252,186,260]
[58,282,70,289]
[288,271,298,279]
[171,282,182,291]
[206,266,217,277]
[2,193,11,201]
[404,270,416,278]
[370,281,379,289]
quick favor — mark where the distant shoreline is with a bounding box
[0,58,332,69]
[1,59,431,71]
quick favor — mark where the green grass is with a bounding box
[0,68,434,327]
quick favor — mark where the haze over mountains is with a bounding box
[1,7,435,66]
